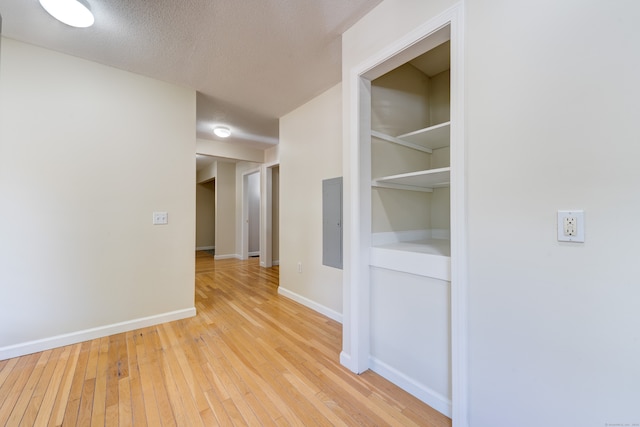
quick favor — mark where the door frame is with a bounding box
[261,162,280,267]
[342,3,467,425]
[241,168,261,260]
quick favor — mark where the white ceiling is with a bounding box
[0,0,382,150]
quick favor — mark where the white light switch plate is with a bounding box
[153,211,168,225]
[557,210,584,242]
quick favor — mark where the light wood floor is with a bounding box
[0,252,451,426]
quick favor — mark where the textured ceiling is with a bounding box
[0,0,382,149]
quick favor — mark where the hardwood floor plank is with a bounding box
[30,346,72,426]
[7,350,53,426]
[118,377,133,426]
[0,358,19,391]
[60,341,91,427]
[48,343,81,427]
[89,336,110,427]
[0,253,451,427]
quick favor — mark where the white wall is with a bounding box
[271,166,280,263]
[466,1,640,426]
[214,161,237,259]
[196,181,216,249]
[279,83,343,321]
[247,171,260,254]
[344,0,640,425]
[0,38,196,358]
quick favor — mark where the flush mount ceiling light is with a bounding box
[39,0,95,28]
[213,126,231,138]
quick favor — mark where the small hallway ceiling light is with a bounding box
[39,0,95,28]
[213,126,231,138]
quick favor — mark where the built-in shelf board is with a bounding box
[370,239,451,281]
[371,121,450,154]
[398,121,450,150]
[372,167,450,191]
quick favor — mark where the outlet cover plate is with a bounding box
[153,211,168,225]
[557,210,584,242]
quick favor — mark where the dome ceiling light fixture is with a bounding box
[213,126,231,138]
[39,0,95,28]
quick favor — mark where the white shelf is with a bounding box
[371,121,450,153]
[372,167,450,191]
[370,239,451,281]
[398,121,450,150]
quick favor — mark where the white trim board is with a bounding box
[260,259,280,268]
[214,254,241,260]
[196,246,215,251]
[277,287,342,324]
[369,356,452,417]
[0,308,196,361]
[344,3,467,426]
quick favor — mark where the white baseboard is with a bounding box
[259,260,280,268]
[214,254,241,260]
[196,245,215,251]
[369,356,452,417]
[340,351,355,372]
[0,307,196,361]
[277,287,342,324]
[248,251,260,257]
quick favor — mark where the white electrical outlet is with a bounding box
[563,216,577,236]
[153,211,168,225]
[557,210,584,242]
[297,262,302,273]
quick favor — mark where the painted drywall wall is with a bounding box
[214,161,237,259]
[279,83,343,321]
[466,1,640,425]
[196,158,217,184]
[345,0,640,425]
[0,38,195,356]
[196,138,264,163]
[196,181,216,249]
[248,172,260,254]
[271,166,280,263]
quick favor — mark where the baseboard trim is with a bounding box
[248,251,259,257]
[0,307,196,361]
[340,351,355,372]
[259,260,280,268]
[369,356,452,417]
[277,287,342,324]
[214,254,241,260]
[196,245,215,251]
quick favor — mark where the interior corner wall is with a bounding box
[214,161,237,259]
[271,167,280,263]
[0,37,196,357]
[279,83,343,320]
[196,181,216,249]
[466,1,640,426]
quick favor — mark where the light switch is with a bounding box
[557,210,584,242]
[153,211,168,225]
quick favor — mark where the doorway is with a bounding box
[242,169,261,260]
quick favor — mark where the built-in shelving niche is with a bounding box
[370,39,451,277]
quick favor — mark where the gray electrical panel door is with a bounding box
[322,177,343,269]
